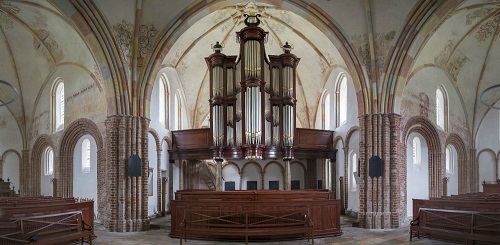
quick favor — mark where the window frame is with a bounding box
[436,86,448,132]
[349,151,358,192]
[322,91,331,130]
[81,139,91,173]
[159,75,170,128]
[53,80,65,132]
[43,147,54,176]
[335,74,347,128]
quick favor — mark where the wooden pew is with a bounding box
[0,199,94,245]
[0,211,93,245]
[410,193,500,244]
[410,208,500,244]
[170,190,342,241]
[180,209,314,245]
[0,197,76,207]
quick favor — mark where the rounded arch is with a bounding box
[241,161,263,174]
[241,161,263,190]
[139,1,369,120]
[332,136,344,149]
[30,134,56,196]
[344,126,360,148]
[1,149,21,164]
[263,161,284,174]
[148,128,161,151]
[290,161,306,173]
[477,148,498,191]
[403,116,442,197]
[161,136,172,150]
[445,133,468,193]
[58,118,105,215]
[222,161,240,173]
[0,149,22,192]
[477,148,496,159]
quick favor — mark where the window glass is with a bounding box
[82,139,91,173]
[43,147,54,176]
[55,82,65,131]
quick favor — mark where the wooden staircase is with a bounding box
[198,161,216,190]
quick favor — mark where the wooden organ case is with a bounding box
[169,13,336,161]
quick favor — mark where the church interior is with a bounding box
[0,0,500,244]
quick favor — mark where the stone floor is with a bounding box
[93,215,455,245]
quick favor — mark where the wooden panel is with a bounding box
[170,190,342,239]
[172,128,211,149]
[294,128,333,149]
[483,184,500,193]
[169,128,336,161]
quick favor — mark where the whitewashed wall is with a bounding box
[147,133,158,216]
[406,133,429,218]
[73,135,98,215]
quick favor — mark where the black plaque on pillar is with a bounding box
[128,154,142,177]
[369,156,382,177]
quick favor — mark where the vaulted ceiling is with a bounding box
[0,0,498,140]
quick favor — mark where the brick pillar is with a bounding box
[105,116,150,232]
[21,150,32,196]
[469,148,478,193]
[358,114,402,229]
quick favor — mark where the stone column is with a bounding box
[284,160,291,190]
[215,159,223,191]
[331,159,336,196]
[358,114,402,229]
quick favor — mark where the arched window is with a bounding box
[336,74,347,127]
[53,81,65,132]
[436,87,447,131]
[445,145,455,174]
[412,137,421,170]
[322,92,331,130]
[349,151,357,191]
[159,75,169,128]
[82,139,91,173]
[174,91,182,130]
[43,147,54,176]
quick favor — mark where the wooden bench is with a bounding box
[0,200,95,245]
[171,190,342,239]
[410,208,500,244]
[0,197,76,207]
[0,211,93,244]
[179,209,314,245]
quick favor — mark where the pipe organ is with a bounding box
[206,14,299,161]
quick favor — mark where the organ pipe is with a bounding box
[206,13,299,160]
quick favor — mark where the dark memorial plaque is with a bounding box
[269,181,279,190]
[247,181,257,190]
[225,181,235,191]
[128,154,142,177]
[369,156,382,177]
